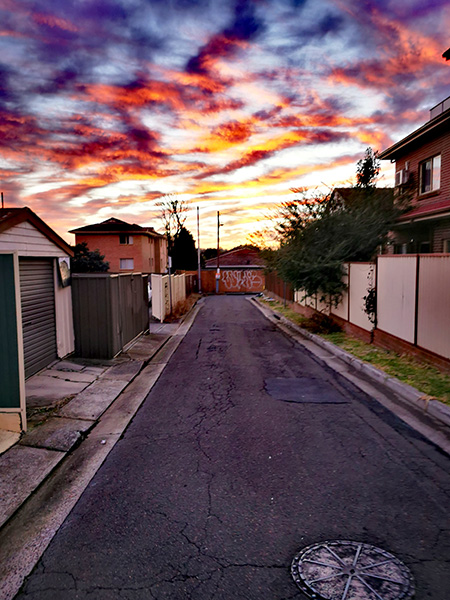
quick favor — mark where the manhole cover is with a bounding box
[291,540,414,600]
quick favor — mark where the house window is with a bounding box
[120,258,134,270]
[119,234,133,245]
[393,243,408,255]
[444,240,450,253]
[419,154,440,195]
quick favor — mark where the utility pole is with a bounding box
[215,211,220,294]
[1,192,4,209]
[167,232,173,316]
[197,206,201,294]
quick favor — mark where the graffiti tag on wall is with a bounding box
[221,270,264,292]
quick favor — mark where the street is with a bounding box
[16,296,450,599]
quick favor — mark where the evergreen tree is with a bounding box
[71,242,109,273]
[272,149,411,304]
[172,226,198,271]
[355,147,380,188]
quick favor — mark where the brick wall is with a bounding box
[395,127,450,209]
[392,125,450,252]
[76,233,158,272]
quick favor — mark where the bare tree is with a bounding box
[156,194,188,252]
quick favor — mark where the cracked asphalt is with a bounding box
[16,296,450,599]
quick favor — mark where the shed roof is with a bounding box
[0,207,73,256]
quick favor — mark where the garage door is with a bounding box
[19,258,57,378]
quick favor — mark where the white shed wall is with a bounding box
[0,222,75,359]
[53,262,75,358]
[0,221,64,257]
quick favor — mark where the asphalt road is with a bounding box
[16,296,450,599]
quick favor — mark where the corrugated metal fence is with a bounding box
[72,273,149,359]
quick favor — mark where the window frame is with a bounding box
[419,154,441,196]
[119,234,133,245]
[119,258,134,270]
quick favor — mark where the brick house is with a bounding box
[70,217,168,273]
[204,246,265,269]
[379,96,450,253]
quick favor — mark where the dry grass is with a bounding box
[165,293,201,322]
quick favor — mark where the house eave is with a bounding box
[396,210,450,225]
[379,110,450,161]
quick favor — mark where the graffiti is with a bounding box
[221,270,264,292]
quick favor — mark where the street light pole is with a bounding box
[215,210,220,294]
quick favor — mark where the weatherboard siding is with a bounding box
[0,221,67,257]
[394,127,450,219]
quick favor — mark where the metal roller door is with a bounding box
[19,258,57,378]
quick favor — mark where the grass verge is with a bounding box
[261,298,450,405]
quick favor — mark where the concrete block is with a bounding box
[0,446,64,527]
[20,418,94,452]
[51,361,85,372]
[25,377,89,408]
[82,366,108,377]
[101,361,143,382]
[0,431,20,455]
[58,380,129,421]
[38,370,97,384]
[125,334,168,361]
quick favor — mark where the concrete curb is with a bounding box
[250,297,450,430]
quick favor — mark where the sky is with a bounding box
[0,0,449,249]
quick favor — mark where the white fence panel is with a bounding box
[377,256,416,343]
[294,290,308,306]
[151,274,186,322]
[331,264,349,321]
[348,263,374,332]
[151,274,164,321]
[417,255,450,359]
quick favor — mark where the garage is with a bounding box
[19,258,58,378]
[0,207,75,433]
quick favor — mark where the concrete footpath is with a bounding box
[0,302,202,600]
[251,296,450,455]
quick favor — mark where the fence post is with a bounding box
[347,263,351,323]
[414,255,420,346]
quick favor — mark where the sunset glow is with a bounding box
[1,0,449,248]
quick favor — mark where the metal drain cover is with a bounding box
[291,540,414,600]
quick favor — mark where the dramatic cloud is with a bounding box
[0,0,448,246]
